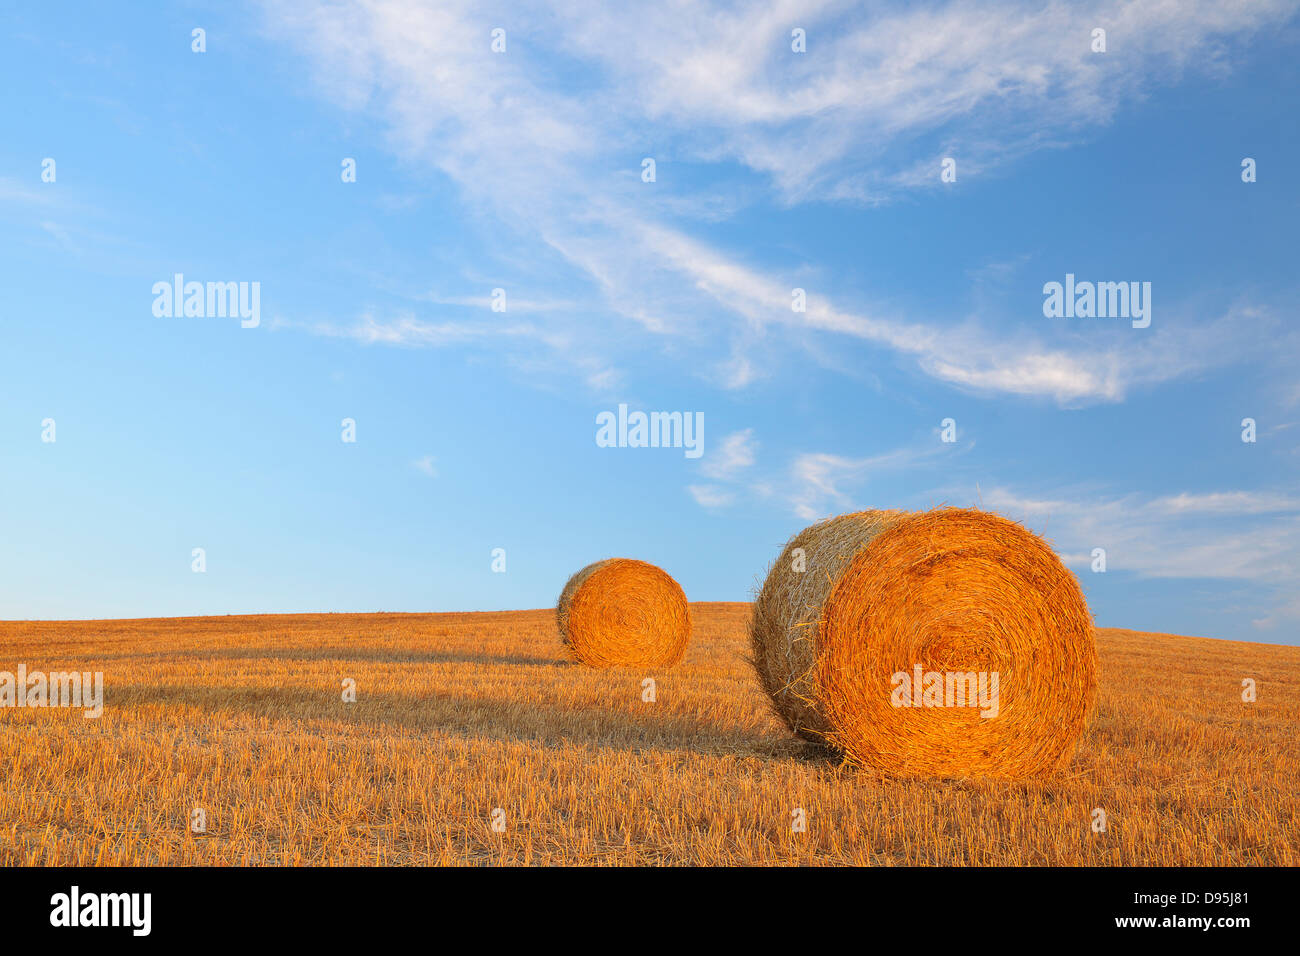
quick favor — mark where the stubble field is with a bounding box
[1,603,1296,865]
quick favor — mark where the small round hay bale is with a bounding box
[557,558,691,667]
[750,508,1096,777]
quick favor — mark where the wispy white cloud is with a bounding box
[420,292,577,314]
[275,311,623,391]
[536,0,1296,202]
[787,441,961,520]
[319,313,535,348]
[790,452,870,520]
[1149,491,1300,516]
[637,223,1273,403]
[39,221,78,253]
[412,455,438,478]
[687,484,736,508]
[0,176,61,207]
[687,428,757,509]
[259,0,1297,404]
[713,354,760,391]
[689,431,965,516]
[980,484,1300,630]
[702,429,757,480]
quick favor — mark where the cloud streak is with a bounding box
[260,0,1297,404]
[702,429,757,480]
[981,485,1300,629]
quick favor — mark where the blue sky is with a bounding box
[2,1,1298,643]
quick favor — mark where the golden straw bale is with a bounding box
[750,508,1096,777]
[557,559,691,667]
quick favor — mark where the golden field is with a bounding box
[1,602,1296,866]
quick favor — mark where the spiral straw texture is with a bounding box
[750,508,1096,777]
[557,558,691,668]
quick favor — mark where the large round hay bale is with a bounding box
[750,508,1096,777]
[557,558,691,667]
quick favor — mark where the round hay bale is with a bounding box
[750,508,1096,777]
[557,558,691,667]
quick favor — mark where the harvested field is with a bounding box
[0,604,1296,865]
